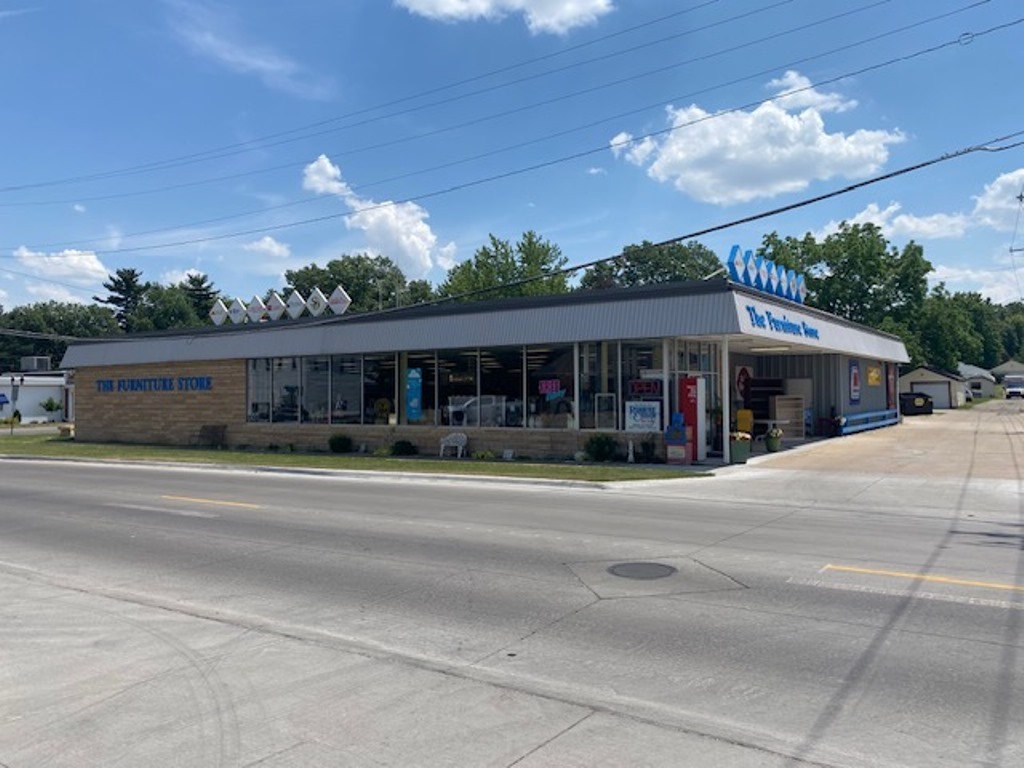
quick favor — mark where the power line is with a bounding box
[5,129,1020,324]
[0,0,897,212]
[0,0,748,193]
[1007,184,1024,302]
[410,130,1024,309]
[7,10,1017,257]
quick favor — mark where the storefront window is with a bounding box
[527,345,575,429]
[402,352,437,425]
[479,347,525,427]
[438,349,478,427]
[363,353,397,424]
[247,358,272,422]
[272,357,301,423]
[302,356,330,424]
[331,355,362,424]
[578,342,619,430]
[621,340,663,431]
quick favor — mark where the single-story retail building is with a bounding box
[899,365,966,409]
[60,278,909,463]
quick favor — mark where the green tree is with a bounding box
[951,292,1005,369]
[760,224,932,355]
[178,272,219,321]
[580,240,722,289]
[0,301,120,370]
[133,285,202,331]
[404,279,435,305]
[438,231,569,300]
[917,285,982,372]
[94,268,152,332]
[283,254,409,313]
[758,232,821,276]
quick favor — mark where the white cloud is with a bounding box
[302,154,456,277]
[929,263,1024,305]
[972,168,1024,231]
[168,0,331,99]
[816,203,971,241]
[303,155,351,197]
[586,167,607,176]
[14,246,109,286]
[159,268,203,286]
[394,0,614,34]
[611,71,904,205]
[243,235,292,259]
[72,203,86,213]
[767,71,856,114]
[25,283,89,304]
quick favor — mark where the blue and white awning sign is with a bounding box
[725,245,806,304]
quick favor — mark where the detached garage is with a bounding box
[899,366,966,409]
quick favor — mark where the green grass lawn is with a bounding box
[0,430,710,482]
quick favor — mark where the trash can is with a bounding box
[899,391,933,415]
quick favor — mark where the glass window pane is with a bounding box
[527,345,575,429]
[364,353,397,424]
[439,350,478,427]
[402,352,437,425]
[480,347,524,428]
[579,342,618,430]
[272,357,300,423]
[331,355,362,424]
[622,340,663,429]
[247,358,271,422]
[302,356,330,424]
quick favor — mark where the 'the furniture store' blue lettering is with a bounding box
[95,376,213,393]
[745,305,819,339]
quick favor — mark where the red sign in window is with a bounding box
[628,379,662,397]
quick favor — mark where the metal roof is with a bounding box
[60,279,909,368]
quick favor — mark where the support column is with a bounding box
[721,336,731,465]
[661,338,671,430]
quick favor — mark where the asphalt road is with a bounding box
[1,402,1022,767]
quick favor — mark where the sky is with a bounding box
[1,0,1023,314]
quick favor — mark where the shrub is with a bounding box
[638,437,661,464]
[12,409,21,424]
[472,449,496,460]
[372,446,392,457]
[328,433,354,453]
[390,439,418,456]
[585,433,618,462]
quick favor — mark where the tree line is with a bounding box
[2,226,1023,375]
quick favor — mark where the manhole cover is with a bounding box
[606,562,678,580]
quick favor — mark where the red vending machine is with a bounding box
[679,376,708,462]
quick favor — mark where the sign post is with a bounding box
[7,377,19,436]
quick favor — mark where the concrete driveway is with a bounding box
[748,398,1024,480]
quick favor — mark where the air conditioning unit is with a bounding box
[20,356,51,372]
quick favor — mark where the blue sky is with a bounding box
[1,0,1023,312]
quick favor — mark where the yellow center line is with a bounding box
[161,495,262,510]
[823,564,1024,593]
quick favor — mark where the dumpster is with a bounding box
[899,391,933,415]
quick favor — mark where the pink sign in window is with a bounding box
[538,379,561,395]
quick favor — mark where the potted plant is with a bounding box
[765,425,784,452]
[729,430,752,463]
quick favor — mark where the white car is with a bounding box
[1004,375,1024,399]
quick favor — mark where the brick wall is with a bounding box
[73,360,664,459]
[74,360,246,445]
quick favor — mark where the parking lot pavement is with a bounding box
[747,399,1024,480]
